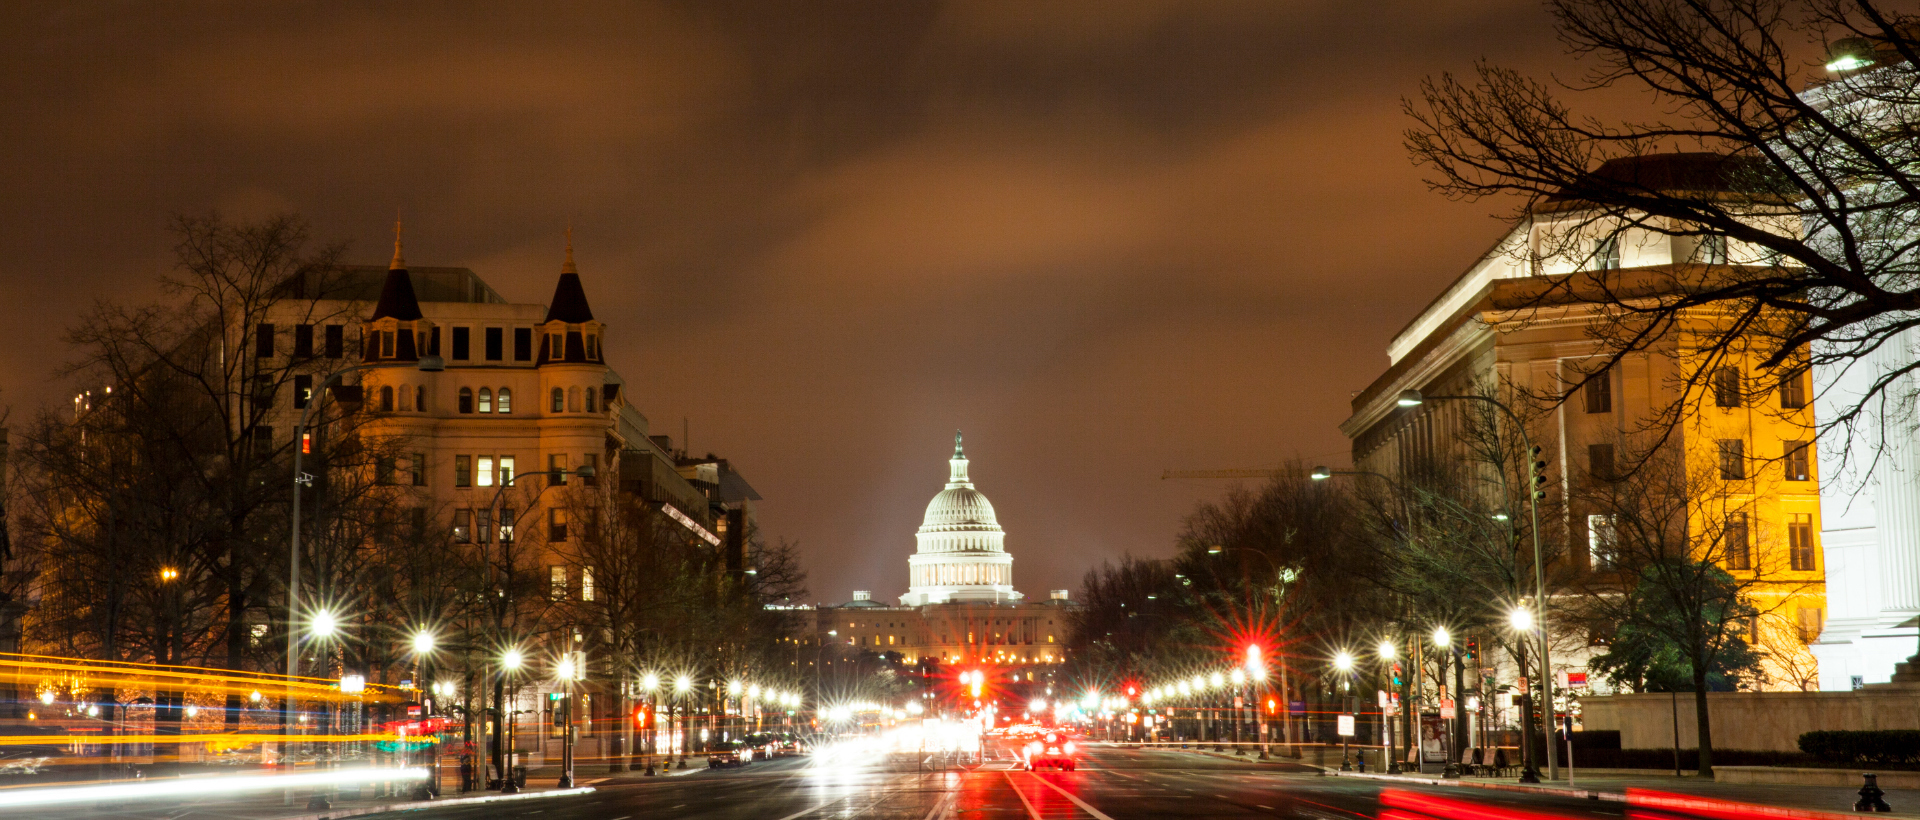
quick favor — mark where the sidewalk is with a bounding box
[1322,767,1920,819]
[0,779,595,820]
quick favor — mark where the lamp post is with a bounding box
[1510,606,1543,783]
[674,675,692,767]
[640,672,660,775]
[1311,465,1415,770]
[1433,627,1460,779]
[1378,640,1401,774]
[556,655,582,788]
[1333,651,1355,771]
[287,356,444,764]
[497,648,524,793]
[409,629,439,800]
[1394,388,1557,781]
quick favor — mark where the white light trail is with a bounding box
[0,768,430,808]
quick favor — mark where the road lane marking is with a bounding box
[1025,773,1116,820]
[1005,772,1046,820]
[1257,805,1272,810]
[771,801,834,820]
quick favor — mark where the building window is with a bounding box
[582,453,598,486]
[478,387,492,413]
[1584,369,1612,414]
[551,565,568,600]
[584,388,596,413]
[410,452,426,486]
[551,387,565,413]
[477,456,495,488]
[475,508,492,544]
[380,330,396,358]
[1790,513,1816,571]
[379,385,394,412]
[1718,439,1745,480]
[1784,441,1811,481]
[581,566,595,602]
[497,387,512,414]
[1587,514,1618,570]
[325,324,345,358]
[256,323,275,358]
[514,328,532,362]
[376,456,396,485]
[549,508,569,542]
[455,455,472,488]
[458,387,473,414]
[1699,233,1728,264]
[452,327,470,360]
[1780,369,1808,409]
[496,455,514,486]
[1798,608,1824,644]
[294,375,313,410]
[415,385,425,412]
[500,507,514,543]
[294,324,314,358]
[1593,235,1621,271]
[1712,366,1741,407]
[1588,443,1615,481]
[453,510,472,542]
[1725,512,1750,570]
[586,333,600,360]
[485,327,504,361]
[547,332,563,360]
[550,454,568,486]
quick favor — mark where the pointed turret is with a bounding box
[538,230,606,366]
[545,228,594,322]
[371,219,423,321]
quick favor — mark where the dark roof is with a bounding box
[370,268,424,321]
[1546,152,1747,204]
[839,599,886,608]
[545,272,595,323]
[282,266,506,304]
[718,470,762,503]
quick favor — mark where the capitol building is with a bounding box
[813,433,1077,666]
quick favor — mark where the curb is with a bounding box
[1318,768,1625,802]
[271,785,597,820]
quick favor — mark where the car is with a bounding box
[1024,732,1077,771]
[707,741,754,768]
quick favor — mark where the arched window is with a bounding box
[584,387,596,413]
[551,387,565,413]
[567,387,580,413]
[459,387,474,414]
[379,385,394,412]
[415,385,425,412]
[478,387,493,413]
[497,387,512,414]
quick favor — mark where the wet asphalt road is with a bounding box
[370,742,1648,820]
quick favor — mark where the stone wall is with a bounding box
[1581,686,1920,752]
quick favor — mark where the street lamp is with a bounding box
[1395,387,1557,781]
[1510,606,1543,783]
[310,609,339,640]
[1430,626,1462,778]
[1333,652,1356,771]
[1377,641,1401,774]
[411,630,436,656]
[495,648,525,793]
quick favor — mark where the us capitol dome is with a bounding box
[899,432,1022,606]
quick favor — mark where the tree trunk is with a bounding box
[1691,666,1713,776]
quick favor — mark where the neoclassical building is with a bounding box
[813,434,1076,667]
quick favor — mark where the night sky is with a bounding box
[0,1,1587,604]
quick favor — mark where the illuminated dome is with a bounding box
[901,432,1020,606]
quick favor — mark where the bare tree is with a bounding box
[1574,444,1804,774]
[1406,0,1920,469]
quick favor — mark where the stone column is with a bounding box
[1877,332,1920,627]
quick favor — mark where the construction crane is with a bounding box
[1160,468,1283,480]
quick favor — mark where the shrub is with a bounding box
[1799,730,1920,764]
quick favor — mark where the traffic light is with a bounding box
[633,704,651,728]
[1125,685,1137,699]
[1528,445,1549,499]
[1266,697,1278,715]
[1465,638,1479,661]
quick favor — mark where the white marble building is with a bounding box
[900,433,1022,606]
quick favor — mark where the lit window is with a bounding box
[498,456,515,485]
[453,510,472,543]
[1592,235,1621,271]
[550,565,568,600]
[551,388,564,413]
[497,387,512,414]
[477,456,495,488]
[1588,514,1617,570]
[478,388,492,413]
[581,566,595,602]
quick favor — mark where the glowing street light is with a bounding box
[310,609,339,639]
[641,672,660,691]
[1333,651,1354,673]
[1208,671,1225,689]
[1432,627,1450,648]
[556,657,577,681]
[674,675,691,694]
[501,648,524,670]
[1378,640,1397,661]
[411,630,436,655]
[1510,607,1534,632]
[1230,668,1246,686]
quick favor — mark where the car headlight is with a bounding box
[1064,741,1075,754]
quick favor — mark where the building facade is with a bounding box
[1341,154,1827,692]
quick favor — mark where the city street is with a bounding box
[371,743,1667,820]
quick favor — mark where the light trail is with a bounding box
[0,731,411,746]
[0,767,428,808]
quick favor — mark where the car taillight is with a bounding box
[1046,733,1058,743]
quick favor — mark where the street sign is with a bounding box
[1377,690,1388,708]
[407,705,421,717]
[1336,714,1355,737]
[1440,698,1456,719]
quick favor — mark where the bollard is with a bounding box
[1857,772,1892,812]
